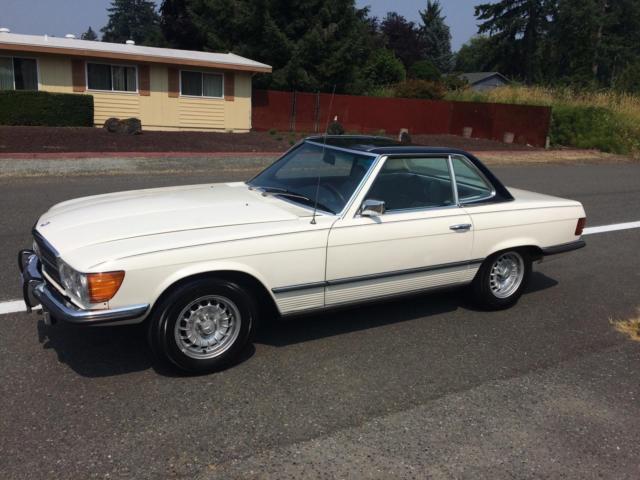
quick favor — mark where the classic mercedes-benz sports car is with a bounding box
[19,136,586,372]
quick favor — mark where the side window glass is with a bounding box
[366,157,454,211]
[451,155,494,203]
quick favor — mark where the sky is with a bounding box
[0,0,482,51]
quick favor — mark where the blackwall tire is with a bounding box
[472,249,532,310]
[147,278,257,374]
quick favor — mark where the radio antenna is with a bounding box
[311,85,337,225]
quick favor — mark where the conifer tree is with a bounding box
[419,1,453,73]
[101,0,162,46]
[80,27,98,41]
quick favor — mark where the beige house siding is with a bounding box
[93,92,141,125]
[13,52,253,132]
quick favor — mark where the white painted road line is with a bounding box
[583,221,640,236]
[0,300,30,315]
[0,220,639,316]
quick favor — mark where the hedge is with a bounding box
[550,105,632,154]
[0,91,94,127]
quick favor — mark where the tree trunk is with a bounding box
[592,0,609,82]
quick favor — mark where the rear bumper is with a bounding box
[18,250,149,326]
[541,240,586,256]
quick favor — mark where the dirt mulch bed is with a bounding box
[0,126,537,154]
[0,126,293,153]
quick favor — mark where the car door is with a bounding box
[325,155,476,306]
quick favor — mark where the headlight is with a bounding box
[58,260,125,304]
[59,260,90,304]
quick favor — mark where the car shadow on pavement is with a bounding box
[36,319,257,378]
[37,321,153,377]
[35,271,557,377]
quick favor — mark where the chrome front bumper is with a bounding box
[18,250,149,326]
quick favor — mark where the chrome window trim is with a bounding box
[447,154,460,206]
[341,154,386,219]
[355,153,464,217]
[304,140,380,158]
[376,204,462,216]
[450,154,497,204]
[248,141,382,218]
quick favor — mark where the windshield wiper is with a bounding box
[253,185,336,214]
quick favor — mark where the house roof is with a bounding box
[459,72,510,85]
[0,31,272,73]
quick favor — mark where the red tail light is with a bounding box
[575,217,586,236]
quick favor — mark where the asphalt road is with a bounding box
[0,161,639,479]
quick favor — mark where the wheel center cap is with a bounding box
[198,317,217,335]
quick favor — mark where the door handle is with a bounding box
[450,224,472,232]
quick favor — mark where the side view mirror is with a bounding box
[360,199,386,217]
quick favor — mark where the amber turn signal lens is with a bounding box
[575,217,586,236]
[87,271,125,303]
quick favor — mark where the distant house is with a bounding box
[0,30,271,132]
[459,72,511,92]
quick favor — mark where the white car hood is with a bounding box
[35,182,302,255]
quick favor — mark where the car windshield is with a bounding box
[248,141,376,214]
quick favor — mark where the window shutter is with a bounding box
[224,72,235,101]
[71,60,86,92]
[138,65,150,96]
[168,67,179,98]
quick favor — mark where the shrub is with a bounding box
[408,60,441,82]
[550,105,631,154]
[364,85,396,98]
[615,61,640,95]
[394,79,446,100]
[364,49,406,87]
[0,91,93,127]
[443,74,469,92]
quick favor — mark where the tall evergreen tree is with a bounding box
[160,0,202,49]
[551,0,640,87]
[419,1,453,73]
[454,35,494,72]
[80,26,98,41]
[475,0,554,83]
[379,12,423,68]
[598,0,640,86]
[176,0,376,93]
[101,0,163,46]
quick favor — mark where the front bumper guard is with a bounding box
[19,250,149,325]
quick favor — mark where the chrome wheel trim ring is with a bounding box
[174,295,241,360]
[489,252,525,299]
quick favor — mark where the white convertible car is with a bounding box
[19,136,586,372]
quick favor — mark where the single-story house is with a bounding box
[459,72,511,92]
[0,30,271,131]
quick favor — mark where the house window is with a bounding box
[0,57,38,91]
[87,63,137,92]
[180,70,223,98]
